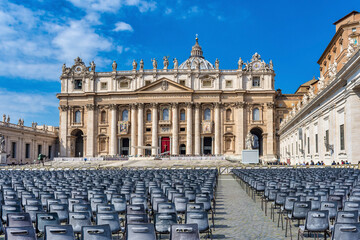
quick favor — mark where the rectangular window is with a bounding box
[48,146,52,159]
[279,118,283,123]
[145,80,151,86]
[100,82,108,90]
[252,77,260,87]
[120,81,129,88]
[25,144,30,159]
[11,142,16,158]
[38,145,42,156]
[307,137,310,154]
[146,128,151,132]
[74,80,82,90]
[202,80,212,87]
[225,80,232,88]
[180,127,186,132]
[340,124,345,150]
[315,134,318,153]
[180,80,186,86]
[353,27,357,32]
[325,130,329,152]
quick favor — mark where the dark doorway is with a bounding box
[145,144,151,156]
[74,130,84,157]
[203,137,212,155]
[179,144,186,155]
[121,138,129,155]
[250,128,263,156]
[161,137,170,154]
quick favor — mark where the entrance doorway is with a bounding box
[179,144,186,155]
[120,138,129,155]
[161,137,170,154]
[250,127,263,156]
[203,137,212,155]
[73,129,83,157]
[145,144,151,156]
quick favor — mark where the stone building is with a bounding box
[278,11,360,164]
[57,38,278,161]
[0,115,58,164]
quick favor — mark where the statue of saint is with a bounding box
[139,59,144,70]
[6,116,10,123]
[112,61,117,71]
[309,85,315,98]
[163,56,169,70]
[245,132,254,150]
[18,118,21,125]
[186,60,191,69]
[132,60,137,70]
[173,58,178,69]
[2,114,5,122]
[0,134,5,153]
[269,60,273,70]
[152,58,157,69]
[318,76,325,90]
[194,59,200,70]
[90,61,96,72]
[215,58,219,70]
[347,37,355,58]
[62,63,66,73]
[238,57,243,70]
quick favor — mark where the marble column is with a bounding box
[59,105,68,156]
[194,103,201,155]
[235,103,245,155]
[266,103,275,159]
[186,103,193,155]
[86,104,95,157]
[130,104,137,155]
[214,103,221,155]
[151,103,158,156]
[109,104,117,155]
[172,103,179,155]
[137,103,144,155]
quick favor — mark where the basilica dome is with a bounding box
[179,37,215,70]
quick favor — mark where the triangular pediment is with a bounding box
[136,78,194,93]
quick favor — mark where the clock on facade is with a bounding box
[252,62,261,71]
[75,66,82,73]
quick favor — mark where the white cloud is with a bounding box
[117,46,124,54]
[0,89,58,126]
[53,20,112,63]
[114,22,134,32]
[66,0,156,13]
[165,8,172,15]
[0,61,60,80]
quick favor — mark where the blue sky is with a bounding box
[0,0,358,126]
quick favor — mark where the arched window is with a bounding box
[180,109,186,121]
[253,108,260,121]
[226,109,232,121]
[74,110,81,123]
[100,110,106,123]
[122,110,128,121]
[146,110,151,122]
[163,108,169,121]
[204,108,211,121]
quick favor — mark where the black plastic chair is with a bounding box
[320,201,338,222]
[81,224,112,240]
[96,212,121,237]
[185,211,212,239]
[298,210,330,240]
[5,226,37,240]
[170,224,200,240]
[111,197,126,214]
[24,205,44,223]
[126,204,146,215]
[69,212,92,234]
[336,211,359,224]
[331,223,360,240]
[126,214,149,224]
[154,212,177,237]
[36,212,60,234]
[2,205,22,223]
[126,223,156,240]
[49,203,69,223]
[7,213,32,227]
[44,225,75,240]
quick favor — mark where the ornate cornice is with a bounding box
[59,105,69,111]
[86,104,95,110]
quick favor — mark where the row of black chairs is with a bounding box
[0,169,217,239]
[232,168,360,240]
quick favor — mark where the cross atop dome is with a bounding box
[190,34,204,58]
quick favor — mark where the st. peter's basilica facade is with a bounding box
[57,38,278,161]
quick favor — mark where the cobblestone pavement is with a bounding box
[213,175,293,240]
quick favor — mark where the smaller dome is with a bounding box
[179,37,215,70]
